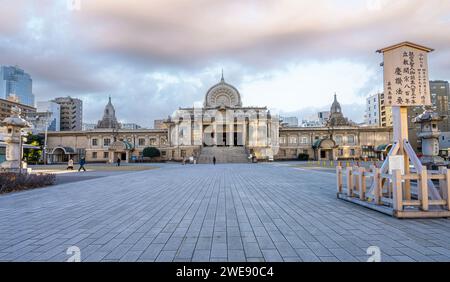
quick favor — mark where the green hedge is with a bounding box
[298,153,309,161]
[143,147,161,158]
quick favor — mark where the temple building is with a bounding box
[163,74,279,162]
[327,93,353,127]
[278,95,392,161]
[96,97,121,129]
[44,75,393,163]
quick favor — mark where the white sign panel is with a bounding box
[383,46,431,106]
[389,155,405,175]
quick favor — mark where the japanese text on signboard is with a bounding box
[383,47,431,106]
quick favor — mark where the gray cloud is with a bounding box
[0,0,449,126]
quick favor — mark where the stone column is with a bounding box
[0,107,30,172]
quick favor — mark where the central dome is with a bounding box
[204,75,242,108]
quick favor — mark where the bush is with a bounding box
[0,173,56,194]
[142,147,161,159]
[298,153,309,161]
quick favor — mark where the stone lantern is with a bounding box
[413,109,447,168]
[0,106,31,172]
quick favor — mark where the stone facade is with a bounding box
[164,75,279,162]
[46,129,168,163]
[45,77,393,163]
[277,126,393,161]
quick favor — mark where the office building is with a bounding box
[0,65,34,107]
[53,96,83,131]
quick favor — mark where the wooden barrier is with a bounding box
[336,165,450,218]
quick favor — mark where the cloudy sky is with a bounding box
[1,0,450,127]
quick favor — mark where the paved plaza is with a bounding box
[1,163,450,262]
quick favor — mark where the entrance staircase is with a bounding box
[198,146,249,164]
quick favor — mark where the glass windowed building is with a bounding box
[0,65,34,107]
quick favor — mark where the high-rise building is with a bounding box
[300,111,330,127]
[365,93,380,126]
[121,123,142,130]
[53,96,83,131]
[36,101,61,131]
[317,111,330,123]
[82,123,96,131]
[280,116,298,127]
[0,65,34,107]
[408,81,450,129]
[408,80,450,151]
[0,97,36,121]
[364,92,392,127]
[379,92,393,127]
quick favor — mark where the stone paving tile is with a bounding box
[228,249,246,262]
[192,250,210,262]
[119,250,143,262]
[155,250,177,262]
[1,163,450,262]
[295,248,321,262]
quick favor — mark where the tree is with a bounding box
[142,147,161,159]
[24,133,44,164]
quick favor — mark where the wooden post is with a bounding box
[359,167,366,200]
[419,165,429,211]
[392,106,411,200]
[336,166,343,193]
[404,166,411,200]
[353,166,359,195]
[439,167,446,199]
[347,167,353,197]
[374,167,382,205]
[444,168,450,211]
[392,169,403,211]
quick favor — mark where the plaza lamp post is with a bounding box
[19,132,24,174]
[35,111,51,165]
[43,111,50,165]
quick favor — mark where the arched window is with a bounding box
[347,135,355,145]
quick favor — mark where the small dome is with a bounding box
[204,74,242,108]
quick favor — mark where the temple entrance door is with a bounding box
[221,132,227,146]
[320,149,333,160]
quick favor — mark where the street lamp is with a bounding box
[35,111,51,165]
[43,110,50,165]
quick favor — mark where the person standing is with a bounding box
[78,157,86,172]
[67,158,74,170]
[213,156,216,165]
[117,157,121,167]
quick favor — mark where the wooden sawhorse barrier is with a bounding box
[336,164,450,218]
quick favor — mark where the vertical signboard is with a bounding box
[380,42,433,107]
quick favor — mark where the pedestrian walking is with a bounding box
[78,157,86,172]
[117,157,121,167]
[67,158,74,170]
[213,156,216,165]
